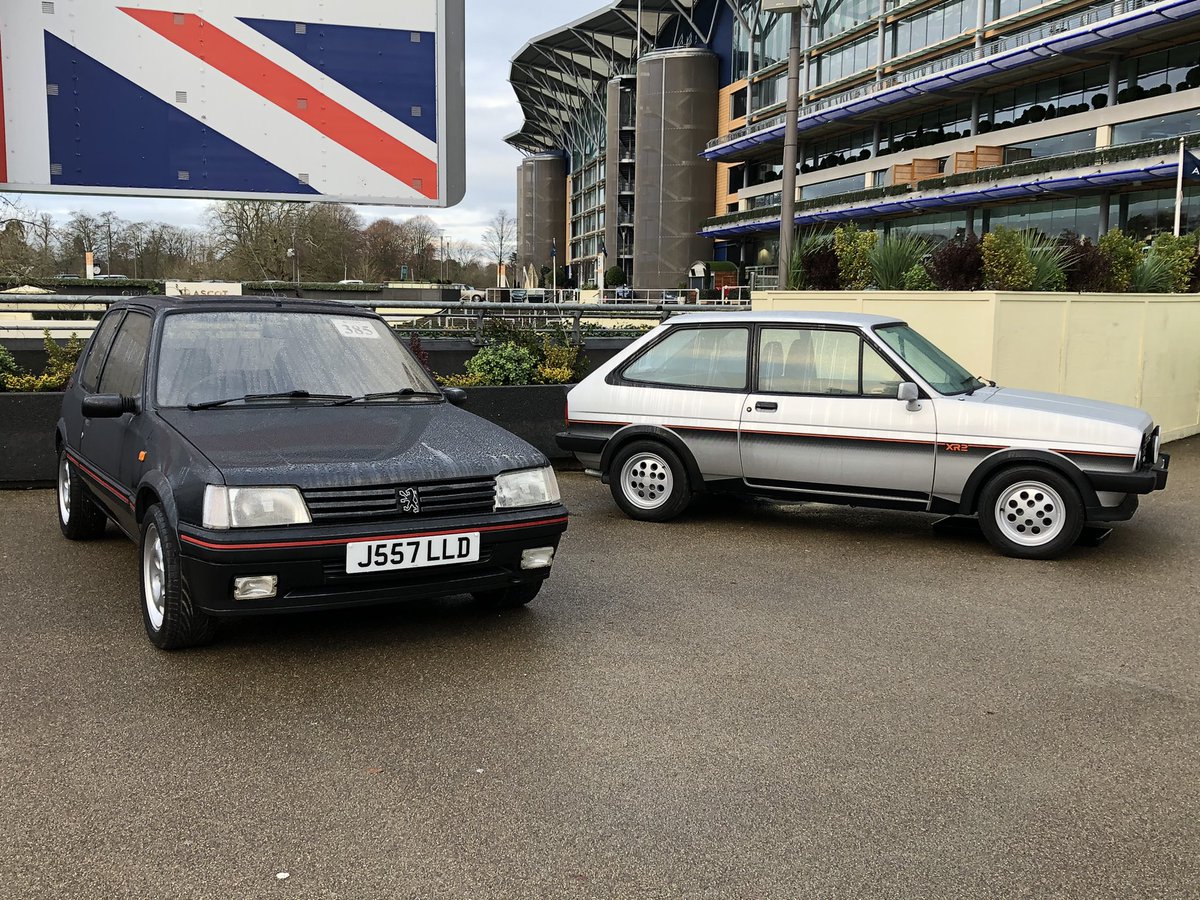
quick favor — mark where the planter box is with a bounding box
[0,393,61,485]
[0,385,573,487]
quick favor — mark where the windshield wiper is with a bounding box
[331,388,444,406]
[187,390,351,411]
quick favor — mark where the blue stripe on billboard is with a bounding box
[239,18,438,143]
[43,32,318,195]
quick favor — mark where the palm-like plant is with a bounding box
[1130,252,1175,293]
[869,234,929,290]
[1016,229,1071,291]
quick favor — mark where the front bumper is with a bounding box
[176,506,568,615]
[1083,453,1170,496]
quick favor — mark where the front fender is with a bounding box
[958,449,1099,514]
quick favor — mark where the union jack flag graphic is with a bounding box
[0,1,460,205]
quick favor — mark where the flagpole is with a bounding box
[1175,137,1185,237]
[551,238,557,299]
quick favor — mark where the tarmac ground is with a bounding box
[1,438,1198,899]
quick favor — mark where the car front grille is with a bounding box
[301,477,496,525]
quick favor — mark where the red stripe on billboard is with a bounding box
[119,8,438,199]
[0,28,8,184]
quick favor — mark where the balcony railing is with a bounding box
[707,0,1158,154]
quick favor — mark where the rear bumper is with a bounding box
[1083,453,1170,496]
[555,431,608,454]
[177,508,568,616]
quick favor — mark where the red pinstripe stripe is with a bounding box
[65,450,135,509]
[120,8,438,200]
[179,516,569,552]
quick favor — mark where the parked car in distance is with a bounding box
[450,283,485,301]
[337,279,365,285]
[55,273,82,279]
[509,288,528,302]
[557,311,1169,560]
[56,296,568,649]
[94,274,129,280]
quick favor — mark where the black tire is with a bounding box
[139,504,217,650]
[977,466,1085,560]
[57,449,107,541]
[608,440,692,522]
[473,582,542,609]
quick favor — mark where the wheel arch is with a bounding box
[599,425,706,491]
[958,449,1098,514]
[134,471,178,526]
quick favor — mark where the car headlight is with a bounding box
[203,485,311,530]
[494,467,560,510]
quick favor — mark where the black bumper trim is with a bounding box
[1083,453,1170,495]
[555,431,608,453]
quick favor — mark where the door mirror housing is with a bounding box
[442,387,467,407]
[82,393,138,418]
[897,382,922,411]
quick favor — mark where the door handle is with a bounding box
[755,401,778,412]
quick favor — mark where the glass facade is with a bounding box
[1112,108,1200,145]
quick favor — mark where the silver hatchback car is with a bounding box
[557,311,1169,559]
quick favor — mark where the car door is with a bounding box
[79,310,153,528]
[616,324,751,482]
[739,325,937,506]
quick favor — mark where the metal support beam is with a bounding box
[778,9,805,288]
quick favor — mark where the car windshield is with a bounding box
[156,310,438,408]
[874,324,985,395]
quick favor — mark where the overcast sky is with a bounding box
[9,0,601,245]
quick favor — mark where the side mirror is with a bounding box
[82,393,138,418]
[897,382,922,412]
[442,387,467,407]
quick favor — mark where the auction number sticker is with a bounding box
[333,318,380,339]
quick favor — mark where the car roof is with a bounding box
[664,310,905,328]
[106,294,377,315]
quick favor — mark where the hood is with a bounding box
[158,403,547,488]
[982,387,1152,432]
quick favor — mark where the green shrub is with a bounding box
[537,337,582,384]
[870,234,929,290]
[833,224,878,290]
[1058,234,1112,292]
[786,229,832,290]
[0,344,22,391]
[604,266,627,288]
[982,226,1036,291]
[462,341,540,386]
[1097,230,1141,292]
[901,263,936,291]
[1,331,81,392]
[1149,232,1198,293]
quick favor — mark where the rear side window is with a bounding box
[97,312,152,397]
[622,327,749,390]
[80,311,124,392]
[758,327,902,397]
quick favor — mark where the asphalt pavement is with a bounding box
[1,440,1198,899]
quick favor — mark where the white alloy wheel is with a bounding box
[994,480,1066,547]
[620,451,675,510]
[142,523,166,631]
[58,455,71,524]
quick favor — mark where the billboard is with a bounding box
[0,0,465,207]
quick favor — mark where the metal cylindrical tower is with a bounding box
[517,153,567,278]
[633,48,718,289]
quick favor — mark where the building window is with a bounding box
[1112,108,1200,145]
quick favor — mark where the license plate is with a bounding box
[345,532,480,574]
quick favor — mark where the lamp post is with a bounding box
[762,0,810,289]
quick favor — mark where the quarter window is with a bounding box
[97,312,151,397]
[622,327,749,390]
[80,311,124,392]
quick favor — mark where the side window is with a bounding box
[759,328,859,395]
[622,327,749,390]
[862,342,902,398]
[97,312,152,397]
[80,311,124,392]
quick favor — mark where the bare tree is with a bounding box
[207,201,303,280]
[481,210,516,286]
